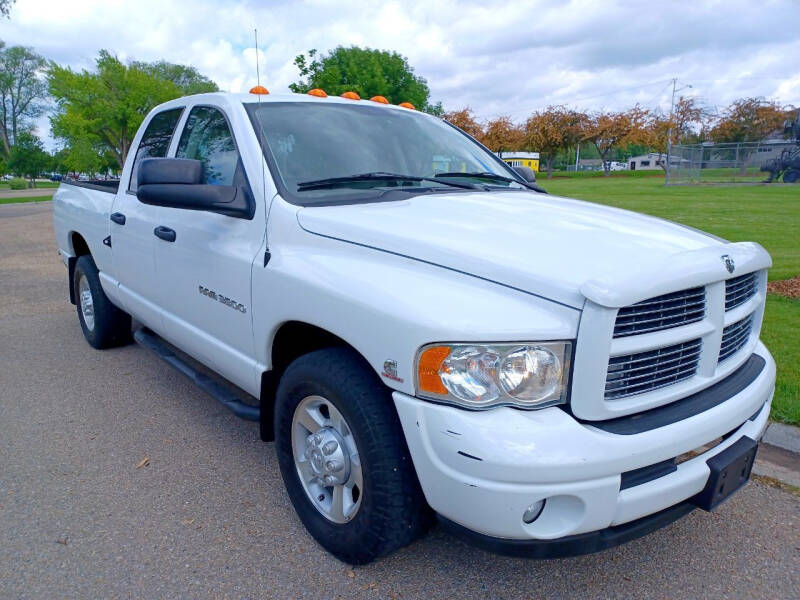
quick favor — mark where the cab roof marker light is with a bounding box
[341,91,361,100]
[369,95,389,104]
[308,88,328,97]
[398,102,416,110]
[249,85,269,95]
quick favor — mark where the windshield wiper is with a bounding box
[297,172,478,191]
[435,171,547,193]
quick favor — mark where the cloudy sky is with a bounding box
[2,0,799,145]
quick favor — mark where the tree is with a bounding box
[647,96,709,155]
[48,51,204,169]
[481,116,523,155]
[7,131,49,186]
[289,46,440,114]
[582,107,649,176]
[709,97,792,143]
[131,60,218,95]
[444,107,484,140]
[1,1,15,18]
[0,43,48,157]
[524,106,586,179]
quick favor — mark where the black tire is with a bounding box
[783,169,799,183]
[73,254,132,349]
[274,347,431,564]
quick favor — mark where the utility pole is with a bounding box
[665,77,692,185]
[575,142,580,172]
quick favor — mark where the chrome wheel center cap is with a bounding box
[304,427,350,486]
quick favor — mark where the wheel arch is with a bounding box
[259,320,382,442]
[67,231,91,305]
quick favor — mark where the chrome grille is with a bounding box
[725,273,757,311]
[719,316,753,363]
[605,339,702,400]
[613,287,706,338]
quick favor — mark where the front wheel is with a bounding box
[783,169,799,183]
[274,348,431,564]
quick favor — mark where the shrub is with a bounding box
[9,178,28,190]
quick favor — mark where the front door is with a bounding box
[111,107,184,330]
[152,104,265,395]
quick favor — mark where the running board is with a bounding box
[133,328,260,422]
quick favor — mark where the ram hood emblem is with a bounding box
[721,254,735,274]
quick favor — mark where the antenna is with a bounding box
[253,27,273,265]
[254,28,261,88]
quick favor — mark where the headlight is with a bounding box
[415,342,572,410]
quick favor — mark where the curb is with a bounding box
[753,422,800,489]
[762,422,800,454]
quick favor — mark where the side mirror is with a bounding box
[136,158,253,219]
[512,165,537,183]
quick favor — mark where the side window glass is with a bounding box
[176,106,239,186]
[129,108,183,192]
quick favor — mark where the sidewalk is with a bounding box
[0,188,56,199]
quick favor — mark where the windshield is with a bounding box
[246,101,521,205]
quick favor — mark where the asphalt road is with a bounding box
[1,202,798,599]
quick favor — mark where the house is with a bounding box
[498,151,540,172]
[629,153,668,170]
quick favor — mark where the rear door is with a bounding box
[110,107,184,330]
[151,104,265,394]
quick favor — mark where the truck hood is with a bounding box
[297,191,771,309]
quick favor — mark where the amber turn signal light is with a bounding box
[417,346,451,395]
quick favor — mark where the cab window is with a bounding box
[176,106,240,186]
[128,107,183,192]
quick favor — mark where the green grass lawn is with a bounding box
[539,172,799,425]
[0,196,53,204]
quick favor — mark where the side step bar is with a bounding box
[133,328,260,422]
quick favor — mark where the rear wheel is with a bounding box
[274,347,431,564]
[783,169,799,183]
[73,255,132,349]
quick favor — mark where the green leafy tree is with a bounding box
[1,1,15,18]
[7,131,49,186]
[131,60,219,95]
[289,46,440,114]
[0,43,48,157]
[49,51,217,170]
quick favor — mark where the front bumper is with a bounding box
[393,342,775,552]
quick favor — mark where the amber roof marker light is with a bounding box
[369,95,389,104]
[249,85,269,95]
[341,91,361,100]
[308,88,328,97]
[398,102,416,110]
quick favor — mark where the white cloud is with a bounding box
[2,0,799,149]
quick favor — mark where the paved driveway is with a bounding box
[1,202,798,599]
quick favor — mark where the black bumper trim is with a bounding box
[580,354,766,435]
[438,500,696,559]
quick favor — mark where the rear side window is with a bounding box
[176,106,239,186]
[129,108,183,192]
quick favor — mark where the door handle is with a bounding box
[153,226,176,242]
[110,212,126,225]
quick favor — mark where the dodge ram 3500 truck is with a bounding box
[53,91,775,565]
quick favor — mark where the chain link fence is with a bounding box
[666,141,799,185]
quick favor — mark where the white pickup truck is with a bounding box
[53,91,775,564]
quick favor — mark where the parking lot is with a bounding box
[1,201,798,599]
